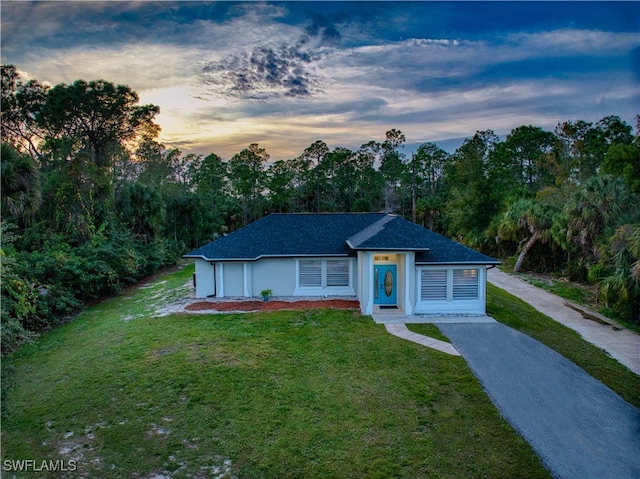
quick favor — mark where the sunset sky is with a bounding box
[2,1,638,159]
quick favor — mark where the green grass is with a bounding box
[1,265,549,478]
[524,276,593,303]
[486,283,640,408]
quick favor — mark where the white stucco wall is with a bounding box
[203,257,356,298]
[252,258,297,296]
[194,259,215,298]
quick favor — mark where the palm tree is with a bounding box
[565,175,637,260]
[598,224,640,322]
[497,196,556,272]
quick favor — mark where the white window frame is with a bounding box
[295,258,354,295]
[419,267,480,303]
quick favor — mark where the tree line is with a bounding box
[2,65,639,352]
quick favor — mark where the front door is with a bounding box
[374,265,397,305]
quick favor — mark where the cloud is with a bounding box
[2,1,637,161]
[201,43,325,99]
[304,12,343,46]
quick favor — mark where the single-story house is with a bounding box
[184,213,500,316]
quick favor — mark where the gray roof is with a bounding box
[185,213,499,265]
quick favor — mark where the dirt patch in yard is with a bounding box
[185,299,360,312]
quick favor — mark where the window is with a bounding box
[297,259,352,290]
[299,260,322,287]
[453,269,479,300]
[327,260,350,287]
[419,268,480,302]
[421,269,447,301]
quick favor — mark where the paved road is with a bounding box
[487,268,640,375]
[438,322,640,479]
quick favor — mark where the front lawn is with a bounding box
[1,265,549,478]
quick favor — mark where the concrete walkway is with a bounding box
[487,268,640,375]
[383,323,460,356]
[372,306,493,355]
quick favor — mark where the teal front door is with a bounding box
[374,265,397,305]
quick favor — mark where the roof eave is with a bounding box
[183,253,352,262]
[415,260,502,265]
[350,247,431,252]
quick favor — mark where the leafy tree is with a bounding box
[380,129,407,213]
[601,143,640,193]
[266,159,295,213]
[37,79,159,169]
[192,153,230,243]
[116,182,166,244]
[597,115,634,146]
[553,116,632,185]
[228,143,268,225]
[1,65,48,158]
[352,141,383,212]
[415,196,443,231]
[316,147,356,211]
[1,143,41,221]
[410,143,450,225]
[0,222,37,353]
[443,130,498,246]
[47,152,102,245]
[300,140,329,212]
[136,140,179,188]
[489,125,557,195]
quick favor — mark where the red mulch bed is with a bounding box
[185,299,360,312]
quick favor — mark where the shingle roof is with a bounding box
[347,214,431,251]
[184,213,499,265]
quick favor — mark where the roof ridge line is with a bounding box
[346,214,396,248]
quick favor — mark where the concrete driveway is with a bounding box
[438,321,640,479]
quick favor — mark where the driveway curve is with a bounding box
[438,322,640,479]
[487,268,640,375]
